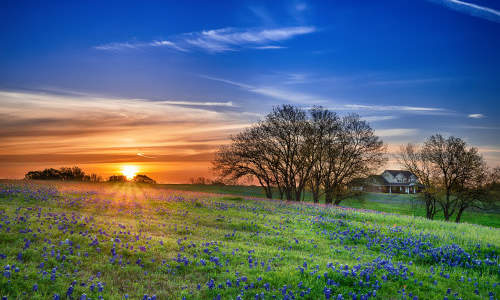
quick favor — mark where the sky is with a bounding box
[0,0,499,183]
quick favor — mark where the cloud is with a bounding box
[252,45,287,50]
[200,75,328,104]
[339,104,447,113]
[158,100,234,107]
[362,115,398,122]
[184,26,315,52]
[468,113,485,119]
[0,90,254,160]
[95,26,315,53]
[95,40,187,52]
[137,152,156,159]
[376,129,419,137]
[426,0,500,23]
[201,75,452,112]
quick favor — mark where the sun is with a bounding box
[121,165,139,180]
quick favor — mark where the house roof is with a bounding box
[383,170,415,179]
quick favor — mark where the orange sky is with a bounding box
[1,90,498,183]
[0,90,252,183]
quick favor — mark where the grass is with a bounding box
[162,184,500,228]
[0,180,499,299]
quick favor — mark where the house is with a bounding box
[349,170,422,194]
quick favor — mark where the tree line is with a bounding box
[24,167,157,184]
[213,105,386,204]
[25,167,102,182]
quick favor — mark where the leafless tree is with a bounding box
[399,143,439,219]
[213,125,276,198]
[321,114,386,204]
[308,107,340,203]
[418,134,490,221]
[213,105,386,203]
[262,105,314,201]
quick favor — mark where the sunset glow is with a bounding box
[121,165,139,180]
[0,1,498,184]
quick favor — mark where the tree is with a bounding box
[421,135,486,221]
[262,105,314,201]
[304,107,342,203]
[133,174,156,184]
[404,134,492,222]
[213,125,277,198]
[108,175,127,182]
[321,114,386,204]
[213,105,386,203]
[25,166,88,181]
[400,143,439,219]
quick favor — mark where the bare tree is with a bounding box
[399,143,439,219]
[213,125,276,198]
[261,105,313,201]
[453,154,491,223]
[322,114,386,204]
[420,134,489,221]
[308,107,340,203]
[213,105,385,204]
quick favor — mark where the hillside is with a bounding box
[162,184,500,228]
[0,181,498,299]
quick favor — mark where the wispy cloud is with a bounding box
[468,113,485,119]
[201,75,452,113]
[252,45,287,50]
[158,100,234,107]
[137,152,156,159]
[201,75,328,104]
[184,26,315,52]
[362,115,398,122]
[95,40,187,52]
[95,26,315,53]
[426,0,500,23]
[340,104,447,113]
[376,128,419,137]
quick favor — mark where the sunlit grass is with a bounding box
[0,181,498,299]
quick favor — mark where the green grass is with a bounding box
[0,181,499,300]
[162,184,500,228]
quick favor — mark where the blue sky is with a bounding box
[0,0,499,181]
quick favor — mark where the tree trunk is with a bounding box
[262,185,272,199]
[284,187,293,201]
[324,189,333,205]
[455,206,467,223]
[424,193,435,220]
[312,189,320,203]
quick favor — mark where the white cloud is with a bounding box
[427,0,500,23]
[95,40,187,52]
[95,26,315,53]
[468,113,485,119]
[253,45,287,50]
[201,75,328,104]
[341,104,445,112]
[158,100,234,107]
[201,75,454,112]
[184,26,315,52]
[376,129,419,137]
[362,115,397,122]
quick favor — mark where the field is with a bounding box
[162,184,500,228]
[0,181,499,299]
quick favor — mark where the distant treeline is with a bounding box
[24,167,156,184]
[25,167,102,182]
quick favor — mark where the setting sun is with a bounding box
[121,165,139,180]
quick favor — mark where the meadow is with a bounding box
[0,181,499,299]
[162,185,500,228]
